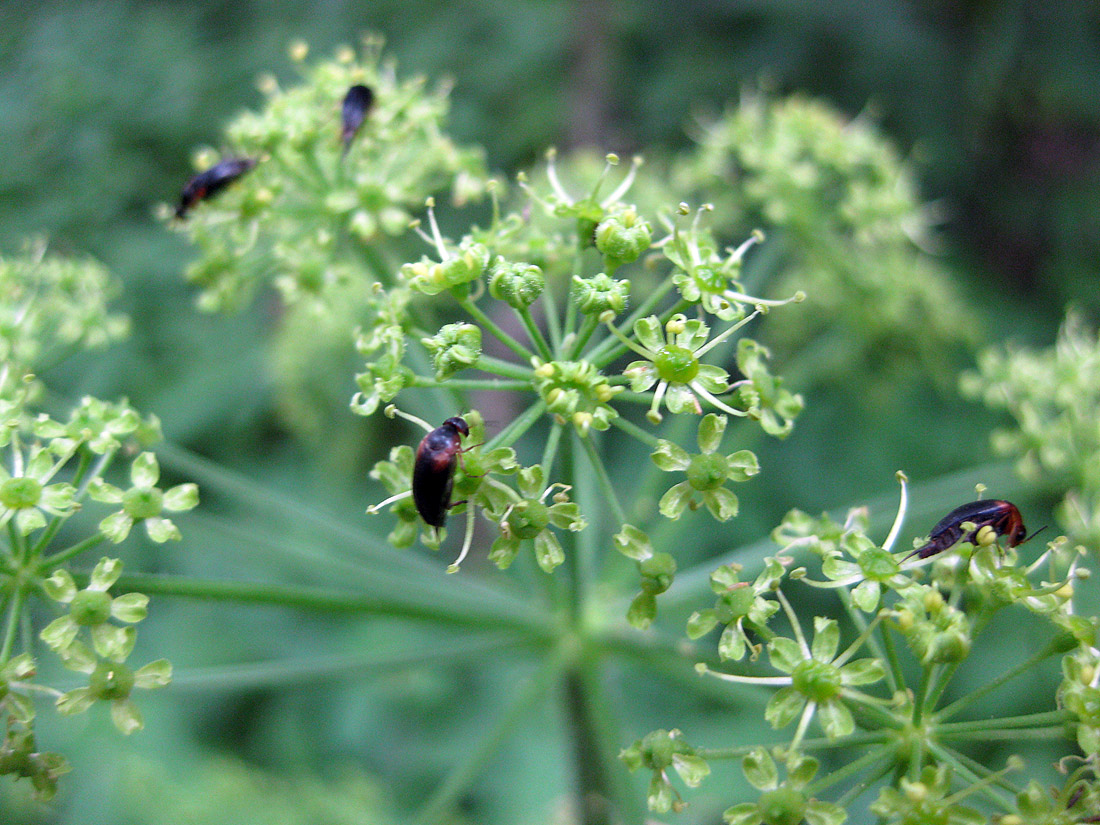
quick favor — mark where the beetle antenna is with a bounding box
[1019,525,1049,546]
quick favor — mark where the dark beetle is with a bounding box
[340,84,374,153]
[176,157,257,218]
[904,499,1038,561]
[412,417,470,528]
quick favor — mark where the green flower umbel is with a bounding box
[723,748,846,825]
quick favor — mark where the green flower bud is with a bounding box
[594,206,651,268]
[70,591,112,627]
[572,272,630,316]
[488,257,544,309]
[0,477,41,509]
[422,323,482,381]
[639,552,677,595]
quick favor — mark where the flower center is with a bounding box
[71,590,113,626]
[654,345,699,384]
[757,787,807,825]
[686,453,729,491]
[507,500,550,540]
[0,477,42,510]
[792,659,841,702]
[122,487,164,520]
[89,661,135,701]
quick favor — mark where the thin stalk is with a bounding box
[0,586,26,663]
[108,573,556,641]
[567,661,647,825]
[471,353,536,381]
[936,709,1071,736]
[409,377,531,392]
[170,634,524,691]
[460,297,535,362]
[577,433,627,527]
[486,399,547,452]
[878,621,906,697]
[540,420,565,480]
[541,286,563,354]
[925,741,1016,809]
[698,730,889,761]
[608,415,661,450]
[806,742,896,796]
[412,647,568,825]
[568,314,601,361]
[38,532,109,571]
[935,641,1061,722]
[516,305,554,362]
[830,750,899,811]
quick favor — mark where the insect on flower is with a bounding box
[340,84,374,153]
[413,416,471,528]
[903,499,1043,561]
[175,157,257,218]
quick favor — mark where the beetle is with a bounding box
[340,84,374,153]
[412,416,471,528]
[176,157,257,218]
[903,499,1042,561]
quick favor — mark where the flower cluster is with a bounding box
[626,475,1100,819]
[0,247,187,799]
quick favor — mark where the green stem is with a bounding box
[516,305,554,362]
[936,709,1071,736]
[540,420,565,480]
[541,285,563,354]
[108,572,556,641]
[412,646,568,825]
[472,353,536,381]
[830,749,899,811]
[577,433,627,527]
[170,635,525,691]
[38,532,109,571]
[567,660,647,825]
[806,742,895,796]
[878,620,906,697]
[460,297,535,362]
[912,666,933,727]
[0,586,25,663]
[486,399,547,452]
[925,741,1016,809]
[568,314,600,360]
[698,730,889,761]
[409,377,531,392]
[934,637,1061,722]
[608,414,661,450]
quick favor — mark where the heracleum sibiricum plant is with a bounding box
[9,34,1099,824]
[0,243,183,800]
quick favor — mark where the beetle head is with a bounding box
[443,416,470,438]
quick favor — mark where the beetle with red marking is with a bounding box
[903,499,1043,561]
[412,416,471,528]
[175,157,257,218]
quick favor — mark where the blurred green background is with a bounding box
[1,1,1098,823]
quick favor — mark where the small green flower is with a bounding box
[612,312,760,424]
[0,717,71,801]
[651,413,759,520]
[620,729,710,814]
[401,200,489,296]
[594,204,652,272]
[0,443,78,536]
[687,560,783,662]
[87,452,199,543]
[352,309,412,416]
[33,395,158,455]
[664,211,803,322]
[40,559,148,662]
[531,358,621,436]
[613,525,676,629]
[488,257,544,309]
[869,765,986,825]
[891,586,972,664]
[724,748,845,825]
[489,465,585,573]
[733,338,803,438]
[421,322,482,381]
[53,643,171,735]
[572,272,630,317]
